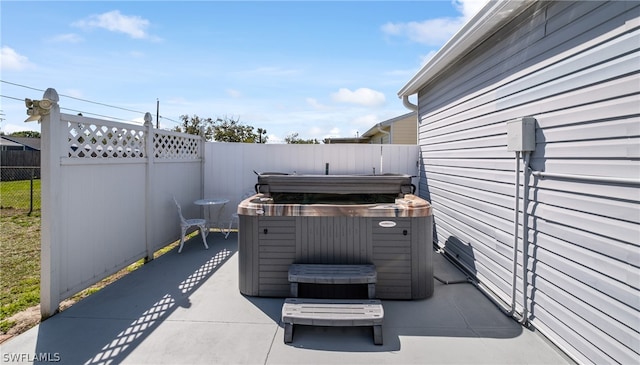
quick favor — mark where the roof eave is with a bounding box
[361,111,415,138]
[398,0,536,98]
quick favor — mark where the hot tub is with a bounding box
[237,173,433,300]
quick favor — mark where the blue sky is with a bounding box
[1,0,486,143]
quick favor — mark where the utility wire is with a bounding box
[2,80,145,114]
[1,80,182,126]
[0,94,24,102]
[60,108,141,123]
[1,80,42,92]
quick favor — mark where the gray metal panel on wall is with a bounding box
[416,1,639,364]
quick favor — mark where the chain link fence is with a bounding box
[0,167,41,215]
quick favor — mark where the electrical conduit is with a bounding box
[511,151,521,317]
[521,151,531,325]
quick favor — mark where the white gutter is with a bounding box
[402,95,418,111]
[398,0,536,99]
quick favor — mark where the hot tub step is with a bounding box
[282,298,384,345]
[288,264,377,298]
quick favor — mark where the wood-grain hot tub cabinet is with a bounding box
[237,173,434,300]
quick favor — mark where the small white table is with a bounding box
[194,198,229,237]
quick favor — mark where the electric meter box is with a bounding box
[507,117,536,152]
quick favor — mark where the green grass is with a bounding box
[0,210,41,328]
[0,179,41,211]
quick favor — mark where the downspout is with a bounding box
[377,125,390,144]
[402,95,418,111]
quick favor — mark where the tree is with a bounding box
[213,117,264,143]
[257,128,268,144]
[173,115,268,143]
[10,131,41,138]
[284,132,320,144]
[173,114,215,140]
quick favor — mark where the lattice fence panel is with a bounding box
[67,121,146,158]
[153,133,201,159]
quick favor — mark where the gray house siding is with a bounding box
[415,1,639,364]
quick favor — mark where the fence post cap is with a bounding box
[144,112,153,127]
[43,88,59,103]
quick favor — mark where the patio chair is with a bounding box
[224,191,254,239]
[173,197,209,253]
[225,213,238,239]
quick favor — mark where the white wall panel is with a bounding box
[40,110,204,315]
[203,143,419,226]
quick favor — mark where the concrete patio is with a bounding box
[1,233,572,365]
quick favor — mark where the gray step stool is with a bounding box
[282,298,384,345]
[288,264,377,298]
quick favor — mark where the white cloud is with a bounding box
[1,46,33,71]
[353,114,379,127]
[308,126,323,137]
[306,97,328,110]
[420,50,439,66]
[331,88,385,107]
[381,0,488,45]
[73,10,158,40]
[51,33,84,43]
[1,123,39,135]
[453,0,489,20]
[63,89,85,98]
[130,116,147,125]
[382,18,462,46]
[226,89,242,98]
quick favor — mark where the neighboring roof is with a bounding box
[0,137,24,148]
[0,136,41,150]
[398,0,535,97]
[324,137,367,144]
[360,112,415,138]
[324,111,417,144]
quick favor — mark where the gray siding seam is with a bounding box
[419,75,640,142]
[530,239,638,309]
[532,299,620,365]
[531,259,639,326]
[531,270,639,352]
[531,230,639,293]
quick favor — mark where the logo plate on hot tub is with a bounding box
[379,220,397,228]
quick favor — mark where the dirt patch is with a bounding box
[0,298,79,344]
[0,305,41,344]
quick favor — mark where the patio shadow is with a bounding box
[242,248,523,353]
[32,235,236,364]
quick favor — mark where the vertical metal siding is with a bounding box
[417,1,639,364]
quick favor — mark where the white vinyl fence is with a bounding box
[39,89,204,318]
[203,142,420,226]
[37,88,420,318]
